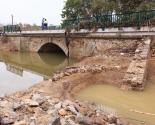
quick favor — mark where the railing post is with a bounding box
[138,11,141,29]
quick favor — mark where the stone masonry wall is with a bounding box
[69,38,138,59]
[122,38,151,90]
[0,35,139,59]
[0,36,20,51]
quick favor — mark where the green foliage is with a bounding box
[61,0,155,28]
[138,0,155,10]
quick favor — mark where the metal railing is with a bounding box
[3,25,21,33]
[48,25,62,30]
[63,9,155,29]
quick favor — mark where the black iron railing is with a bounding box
[3,25,21,33]
[63,9,155,29]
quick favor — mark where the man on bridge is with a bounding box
[42,18,48,30]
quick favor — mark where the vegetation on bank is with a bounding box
[61,0,155,29]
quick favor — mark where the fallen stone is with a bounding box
[66,105,78,115]
[60,118,67,125]
[64,72,70,76]
[31,93,46,105]
[55,102,62,109]
[76,115,93,125]
[14,121,27,125]
[78,106,89,116]
[0,100,10,108]
[47,117,62,125]
[108,115,117,124]
[93,116,106,125]
[13,102,23,111]
[29,121,36,125]
[47,108,58,115]
[40,101,50,111]
[0,117,14,125]
[24,99,39,107]
[62,100,72,107]
[58,108,68,116]
[67,118,79,125]
[26,107,35,113]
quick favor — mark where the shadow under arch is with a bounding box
[38,42,67,56]
[38,53,66,66]
[0,52,70,77]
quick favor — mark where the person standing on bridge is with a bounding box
[42,18,48,30]
[44,18,48,30]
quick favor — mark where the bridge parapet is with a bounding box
[3,26,155,38]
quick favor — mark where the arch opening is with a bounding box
[38,43,66,56]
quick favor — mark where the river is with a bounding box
[0,52,74,96]
[77,59,155,125]
[1,52,155,125]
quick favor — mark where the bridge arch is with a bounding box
[37,41,68,56]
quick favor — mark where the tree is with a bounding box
[61,0,116,28]
[119,0,155,12]
[61,0,155,28]
[138,0,155,10]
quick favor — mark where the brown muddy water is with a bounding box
[0,52,74,96]
[1,51,155,125]
[77,59,155,125]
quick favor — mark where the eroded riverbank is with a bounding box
[0,54,133,125]
[0,38,153,125]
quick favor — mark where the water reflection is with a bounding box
[0,52,74,96]
[6,63,23,76]
[0,52,73,77]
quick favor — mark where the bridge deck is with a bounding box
[3,26,155,38]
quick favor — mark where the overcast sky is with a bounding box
[0,0,65,25]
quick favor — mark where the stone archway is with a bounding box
[37,42,68,56]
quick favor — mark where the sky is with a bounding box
[0,0,65,25]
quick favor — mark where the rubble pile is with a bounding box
[52,64,121,82]
[0,92,128,125]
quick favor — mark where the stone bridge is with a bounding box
[1,27,155,59]
[20,36,68,56]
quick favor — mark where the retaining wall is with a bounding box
[122,39,151,90]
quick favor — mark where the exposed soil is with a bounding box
[0,53,136,125]
[24,55,132,100]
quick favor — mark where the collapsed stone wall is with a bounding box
[122,38,151,90]
[52,64,121,82]
[69,38,139,59]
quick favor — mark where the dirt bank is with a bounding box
[0,54,133,125]
[31,55,132,100]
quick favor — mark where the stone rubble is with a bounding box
[122,38,151,90]
[52,64,121,82]
[0,93,130,125]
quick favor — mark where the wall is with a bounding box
[69,38,139,59]
[122,39,151,90]
[0,36,20,51]
[0,35,139,59]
